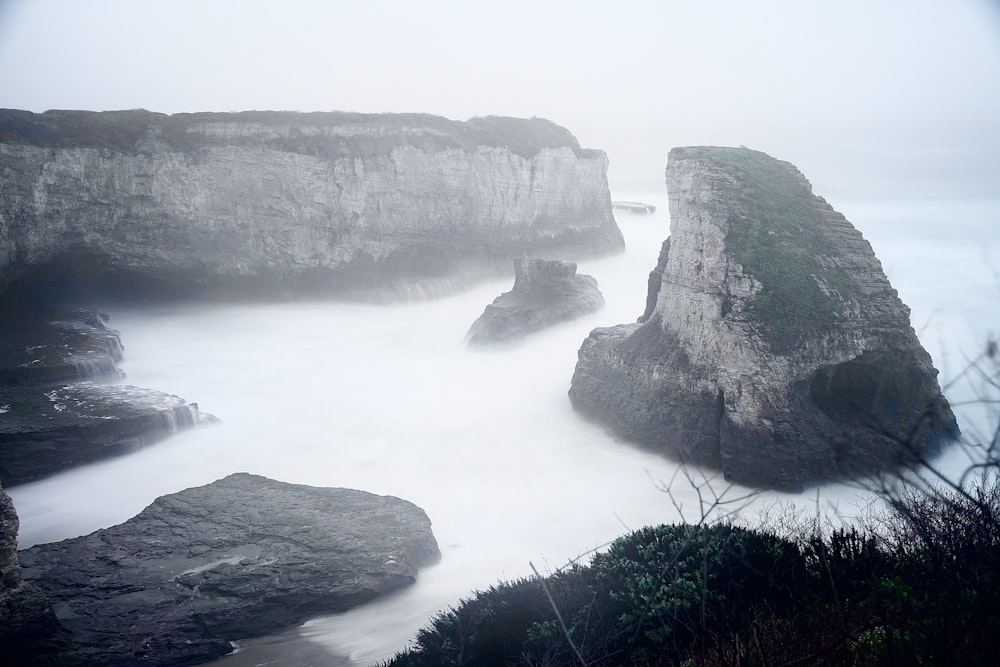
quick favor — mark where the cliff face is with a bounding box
[0,110,622,300]
[569,147,956,489]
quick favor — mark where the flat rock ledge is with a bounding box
[18,473,441,667]
[466,257,604,344]
[0,306,214,486]
[612,200,656,215]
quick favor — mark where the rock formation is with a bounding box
[612,200,656,214]
[0,109,623,301]
[466,257,604,344]
[1,482,61,662]
[18,473,441,666]
[570,146,956,489]
[0,306,214,486]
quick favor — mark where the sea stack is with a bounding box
[569,146,956,489]
[466,257,604,344]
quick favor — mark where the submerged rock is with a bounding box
[0,109,623,302]
[466,257,604,344]
[570,146,956,489]
[19,473,441,667]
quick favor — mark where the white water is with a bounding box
[8,184,1000,666]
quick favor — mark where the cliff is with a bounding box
[466,257,603,344]
[569,147,956,489]
[0,109,623,301]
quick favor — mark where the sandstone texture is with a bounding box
[18,473,441,666]
[570,147,956,489]
[0,109,623,301]
[0,306,213,486]
[467,257,604,344]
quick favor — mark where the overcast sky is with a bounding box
[1,0,999,189]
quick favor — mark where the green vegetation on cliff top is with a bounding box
[674,146,853,353]
[0,108,598,160]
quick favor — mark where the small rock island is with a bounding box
[467,257,604,344]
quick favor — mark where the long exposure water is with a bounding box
[8,176,1000,665]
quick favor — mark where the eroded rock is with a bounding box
[570,147,956,489]
[466,257,604,344]
[0,306,214,486]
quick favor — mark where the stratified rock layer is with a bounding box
[466,257,604,344]
[570,147,956,489]
[0,109,623,301]
[19,473,441,667]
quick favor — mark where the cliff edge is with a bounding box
[0,109,622,302]
[569,147,956,489]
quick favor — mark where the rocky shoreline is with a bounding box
[0,305,214,487]
[7,474,440,667]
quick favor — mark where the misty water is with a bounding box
[9,182,1000,666]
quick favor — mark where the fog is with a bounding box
[2,0,999,190]
[2,0,1000,663]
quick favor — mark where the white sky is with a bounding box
[1,0,999,189]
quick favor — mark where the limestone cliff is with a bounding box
[0,109,622,301]
[569,147,956,489]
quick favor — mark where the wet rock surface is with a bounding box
[570,146,956,489]
[466,257,604,344]
[18,473,441,667]
[0,306,213,486]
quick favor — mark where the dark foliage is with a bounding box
[385,480,1000,666]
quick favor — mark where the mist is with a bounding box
[2,0,1000,663]
[8,178,998,663]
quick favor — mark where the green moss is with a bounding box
[680,147,852,353]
